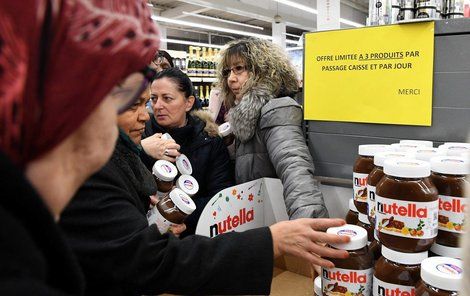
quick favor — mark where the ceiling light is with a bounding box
[286,46,303,51]
[161,38,224,49]
[285,39,301,45]
[182,12,264,30]
[284,32,301,38]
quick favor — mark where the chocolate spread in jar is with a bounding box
[346,199,359,225]
[416,256,462,296]
[357,213,374,243]
[369,231,382,262]
[373,246,427,296]
[430,156,469,248]
[219,122,235,146]
[322,225,373,296]
[376,158,439,253]
[152,160,178,197]
[354,145,392,215]
[429,242,462,259]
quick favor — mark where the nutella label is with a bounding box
[438,195,467,233]
[373,277,415,296]
[368,185,377,219]
[376,195,438,239]
[354,173,369,203]
[322,267,373,296]
[147,207,171,234]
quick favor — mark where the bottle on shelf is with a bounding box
[202,47,209,77]
[187,46,195,76]
[208,48,215,77]
[205,85,211,101]
[194,47,201,77]
[199,84,204,102]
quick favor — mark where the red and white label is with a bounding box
[373,277,416,296]
[438,195,467,233]
[322,267,373,296]
[354,173,369,203]
[376,195,438,239]
[368,184,377,219]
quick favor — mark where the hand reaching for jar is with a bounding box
[269,218,350,268]
[149,195,186,237]
[141,133,181,162]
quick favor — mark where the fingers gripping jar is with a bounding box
[416,257,463,296]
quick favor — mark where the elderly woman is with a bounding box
[218,38,328,219]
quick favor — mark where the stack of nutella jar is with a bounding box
[147,133,199,234]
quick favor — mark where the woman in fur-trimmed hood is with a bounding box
[217,38,328,219]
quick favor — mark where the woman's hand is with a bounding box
[169,223,187,237]
[269,218,350,268]
[141,133,181,162]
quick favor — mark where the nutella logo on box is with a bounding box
[377,202,428,218]
[322,269,367,283]
[439,198,466,213]
[209,208,254,238]
[374,277,415,296]
[354,177,368,187]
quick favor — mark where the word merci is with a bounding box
[209,208,254,238]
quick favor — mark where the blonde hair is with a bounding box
[216,38,299,109]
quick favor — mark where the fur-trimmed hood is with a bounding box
[190,109,219,138]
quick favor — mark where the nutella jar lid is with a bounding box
[382,246,428,265]
[374,151,414,167]
[430,243,462,259]
[358,213,370,225]
[383,158,431,178]
[219,122,232,137]
[169,188,196,215]
[421,257,463,291]
[176,174,199,196]
[441,143,470,157]
[175,154,193,175]
[152,160,178,181]
[391,143,426,152]
[413,147,446,162]
[400,139,434,147]
[430,156,470,175]
[327,225,367,250]
[349,198,358,213]
[358,144,392,156]
[314,276,322,296]
[161,133,173,140]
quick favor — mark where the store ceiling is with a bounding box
[148,0,368,48]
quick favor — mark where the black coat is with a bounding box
[60,135,273,296]
[0,151,84,295]
[142,112,234,235]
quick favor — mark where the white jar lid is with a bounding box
[421,257,463,291]
[383,158,431,178]
[413,147,446,162]
[374,151,414,167]
[175,154,193,175]
[358,213,370,225]
[391,143,426,152]
[349,198,358,213]
[400,139,434,147]
[314,276,322,296]
[327,225,367,250]
[161,133,173,140]
[430,156,469,175]
[219,122,232,137]
[152,160,178,181]
[430,243,462,259]
[382,245,428,265]
[358,144,392,156]
[176,174,199,196]
[169,188,196,215]
[441,143,470,156]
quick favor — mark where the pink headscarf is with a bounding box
[0,0,160,166]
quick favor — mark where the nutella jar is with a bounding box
[152,160,178,197]
[175,174,199,197]
[354,145,392,215]
[147,188,196,234]
[161,133,173,140]
[376,158,439,253]
[368,151,414,226]
[219,122,235,146]
[400,140,434,148]
[346,199,359,225]
[322,225,373,296]
[416,257,462,296]
[392,143,426,153]
[369,231,382,262]
[314,276,322,296]
[440,143,470,156]
[357,213,374,243]
[429,243,462,259]
[373,246,428,296]
[175,154,193,175]
[430,156,469,248]
[414,147,446,162]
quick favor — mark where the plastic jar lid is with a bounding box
[413,147,446,162]
[175,154,193,175]
[441,143,470,156]
[169,188,196,215]
[430,156,469,175]
[374,151,413,167]
[430,243,462,259]
[176,174,199,196]
[400,139,434,147]
[327,225,367,250]
[391,143,426,152]
[420,257,463,291]
[349,198,358,213]
[314,276,322,296]
[358,213,370,225]
[219,122,232,137]
[382,245,428,265]
[383,158,431,178]
[152,160,178,181]
[161,133,173,140]
[358,144,392,156]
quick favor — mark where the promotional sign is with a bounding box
[195,178,288,237]
[304,22,435,126]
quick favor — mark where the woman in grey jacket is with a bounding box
[217,38,328,219]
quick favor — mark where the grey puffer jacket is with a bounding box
[229,86,328,219]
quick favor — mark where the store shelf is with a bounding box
[189,77,217,83]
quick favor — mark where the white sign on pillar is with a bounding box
[272,20,286,49]
[159,25,168,50]
[317,0,340,31]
